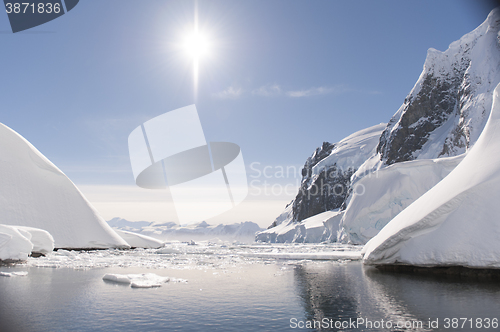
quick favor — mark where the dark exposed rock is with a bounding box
[291,142,354,222]
[377,72,462,165]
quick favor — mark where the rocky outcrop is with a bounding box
[378,73,461,164]
[292,142,354,222]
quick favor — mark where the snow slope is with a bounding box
[363,83,500,268]
[310,123,387,174]
[338,155,463,244]
[115,230,164,249]
[0,123,129,249]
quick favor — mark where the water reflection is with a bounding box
[293,262,500,331]
[364,267,500,330]
[293,263,359,323]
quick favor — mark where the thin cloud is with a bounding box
[252,84,282,97]
[286,86,347,98]
[212,86,243,99]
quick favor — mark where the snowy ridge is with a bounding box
[309,123,387,181]
[378,8,500,164]
[363,83,500,268]
[0,123,129,249]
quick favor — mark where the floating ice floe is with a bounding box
[0,271,28,277]
[103,273,186,288]
[23,243,362,270]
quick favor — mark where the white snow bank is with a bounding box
[114,230,164,249]
[102,273,182,288]
[0,225,33,261]
[255,210,343,243]
[0,224,54,261]
[339,155,463,244]
[0,123,129,249]
[15,226,54,254]
[363,83,500,268]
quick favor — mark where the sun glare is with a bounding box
[184,31,208,60]
[181,4,211,101]
[182,26,210,100]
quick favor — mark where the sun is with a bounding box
[183,31,209,60]
[182,26,210,100]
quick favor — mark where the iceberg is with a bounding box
[0,123,129,249]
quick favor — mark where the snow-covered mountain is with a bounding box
[378,8,500,164]
[0,123,129,250]
[258,8,500,245]
[363,82,500,268]
[108,218,264,243]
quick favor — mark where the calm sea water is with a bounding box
[1,244,499,332]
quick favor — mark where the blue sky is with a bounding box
[1,0,498,226]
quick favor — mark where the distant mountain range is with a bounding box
[107,217,263,243]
